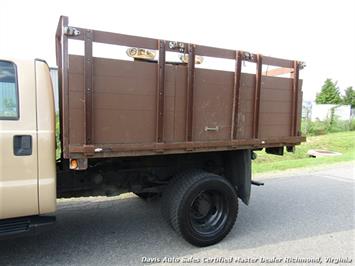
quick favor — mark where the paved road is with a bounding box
[0,163,354,265]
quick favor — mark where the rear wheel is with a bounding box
[162,171,238,247]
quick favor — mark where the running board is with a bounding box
[0,215,55,240]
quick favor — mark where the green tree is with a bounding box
[315,79,342,104]
[342,86,355,108]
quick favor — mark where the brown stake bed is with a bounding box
[55,16,304,160]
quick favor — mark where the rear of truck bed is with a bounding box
[56,16,304,167]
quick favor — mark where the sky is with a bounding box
[0,0,354,101]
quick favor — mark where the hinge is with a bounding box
[168,41,186,53]
[64,26,80,36]
[242,52,255,62]
[298,61,306,69]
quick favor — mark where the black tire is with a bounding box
[161,170,238,247]
[161,170,198,226]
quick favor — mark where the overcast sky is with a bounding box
[1,0,354,101]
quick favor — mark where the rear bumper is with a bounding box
[0,215,55,240]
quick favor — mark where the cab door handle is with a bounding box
[13,135,32,156]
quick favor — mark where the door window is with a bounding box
[0,61,19,120]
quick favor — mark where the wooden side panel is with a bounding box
[192,68,234,141]
[67,55,301,150]
[60,18,305,160]
[68,56,85,145]
[93,58,157,144]
[161,64,175,142]
[296,81,303,136]
[237,74,255,139]
[258,76,293,138]
[68,56,189,146]
[170,65,187,142]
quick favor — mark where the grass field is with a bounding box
[253,131,355,174]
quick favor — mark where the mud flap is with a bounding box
[224,150,251,205]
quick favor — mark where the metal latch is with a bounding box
[204,126,219,132]
[64,26,80,36]
[168,41,185,53]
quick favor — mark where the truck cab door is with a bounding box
[0,59,39,220]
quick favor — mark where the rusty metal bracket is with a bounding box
[64,26,80,36]
[156,40,166,142]
[84,29,94,144]
[56,16,70,158]
[291,60,300,136]
[242,52,256,62]
[252,54,262,139]
[168,41,186,53]
[186,44,196,141]
[298,61,306,69]
[231,50,242,139]
[83,145,95,156]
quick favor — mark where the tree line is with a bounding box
[315,79,354,108]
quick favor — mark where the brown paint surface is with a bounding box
[66,55,303,158]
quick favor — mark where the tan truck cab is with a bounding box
[0,59,56,236]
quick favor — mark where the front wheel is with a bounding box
[162,171,238,247]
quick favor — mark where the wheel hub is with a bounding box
[192,193,213,218]
[189,190,227,235]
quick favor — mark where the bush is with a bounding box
[350,119,355,131]
[56,114,61,160]
[302,119,327,135]
[301,118,354,136]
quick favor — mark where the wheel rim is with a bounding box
[189,190,229,235]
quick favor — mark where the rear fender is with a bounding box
[224,150,251,205]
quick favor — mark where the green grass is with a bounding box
[253,131,355,174]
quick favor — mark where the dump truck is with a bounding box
[0,16,304,246]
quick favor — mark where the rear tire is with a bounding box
[162,171,238,247]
